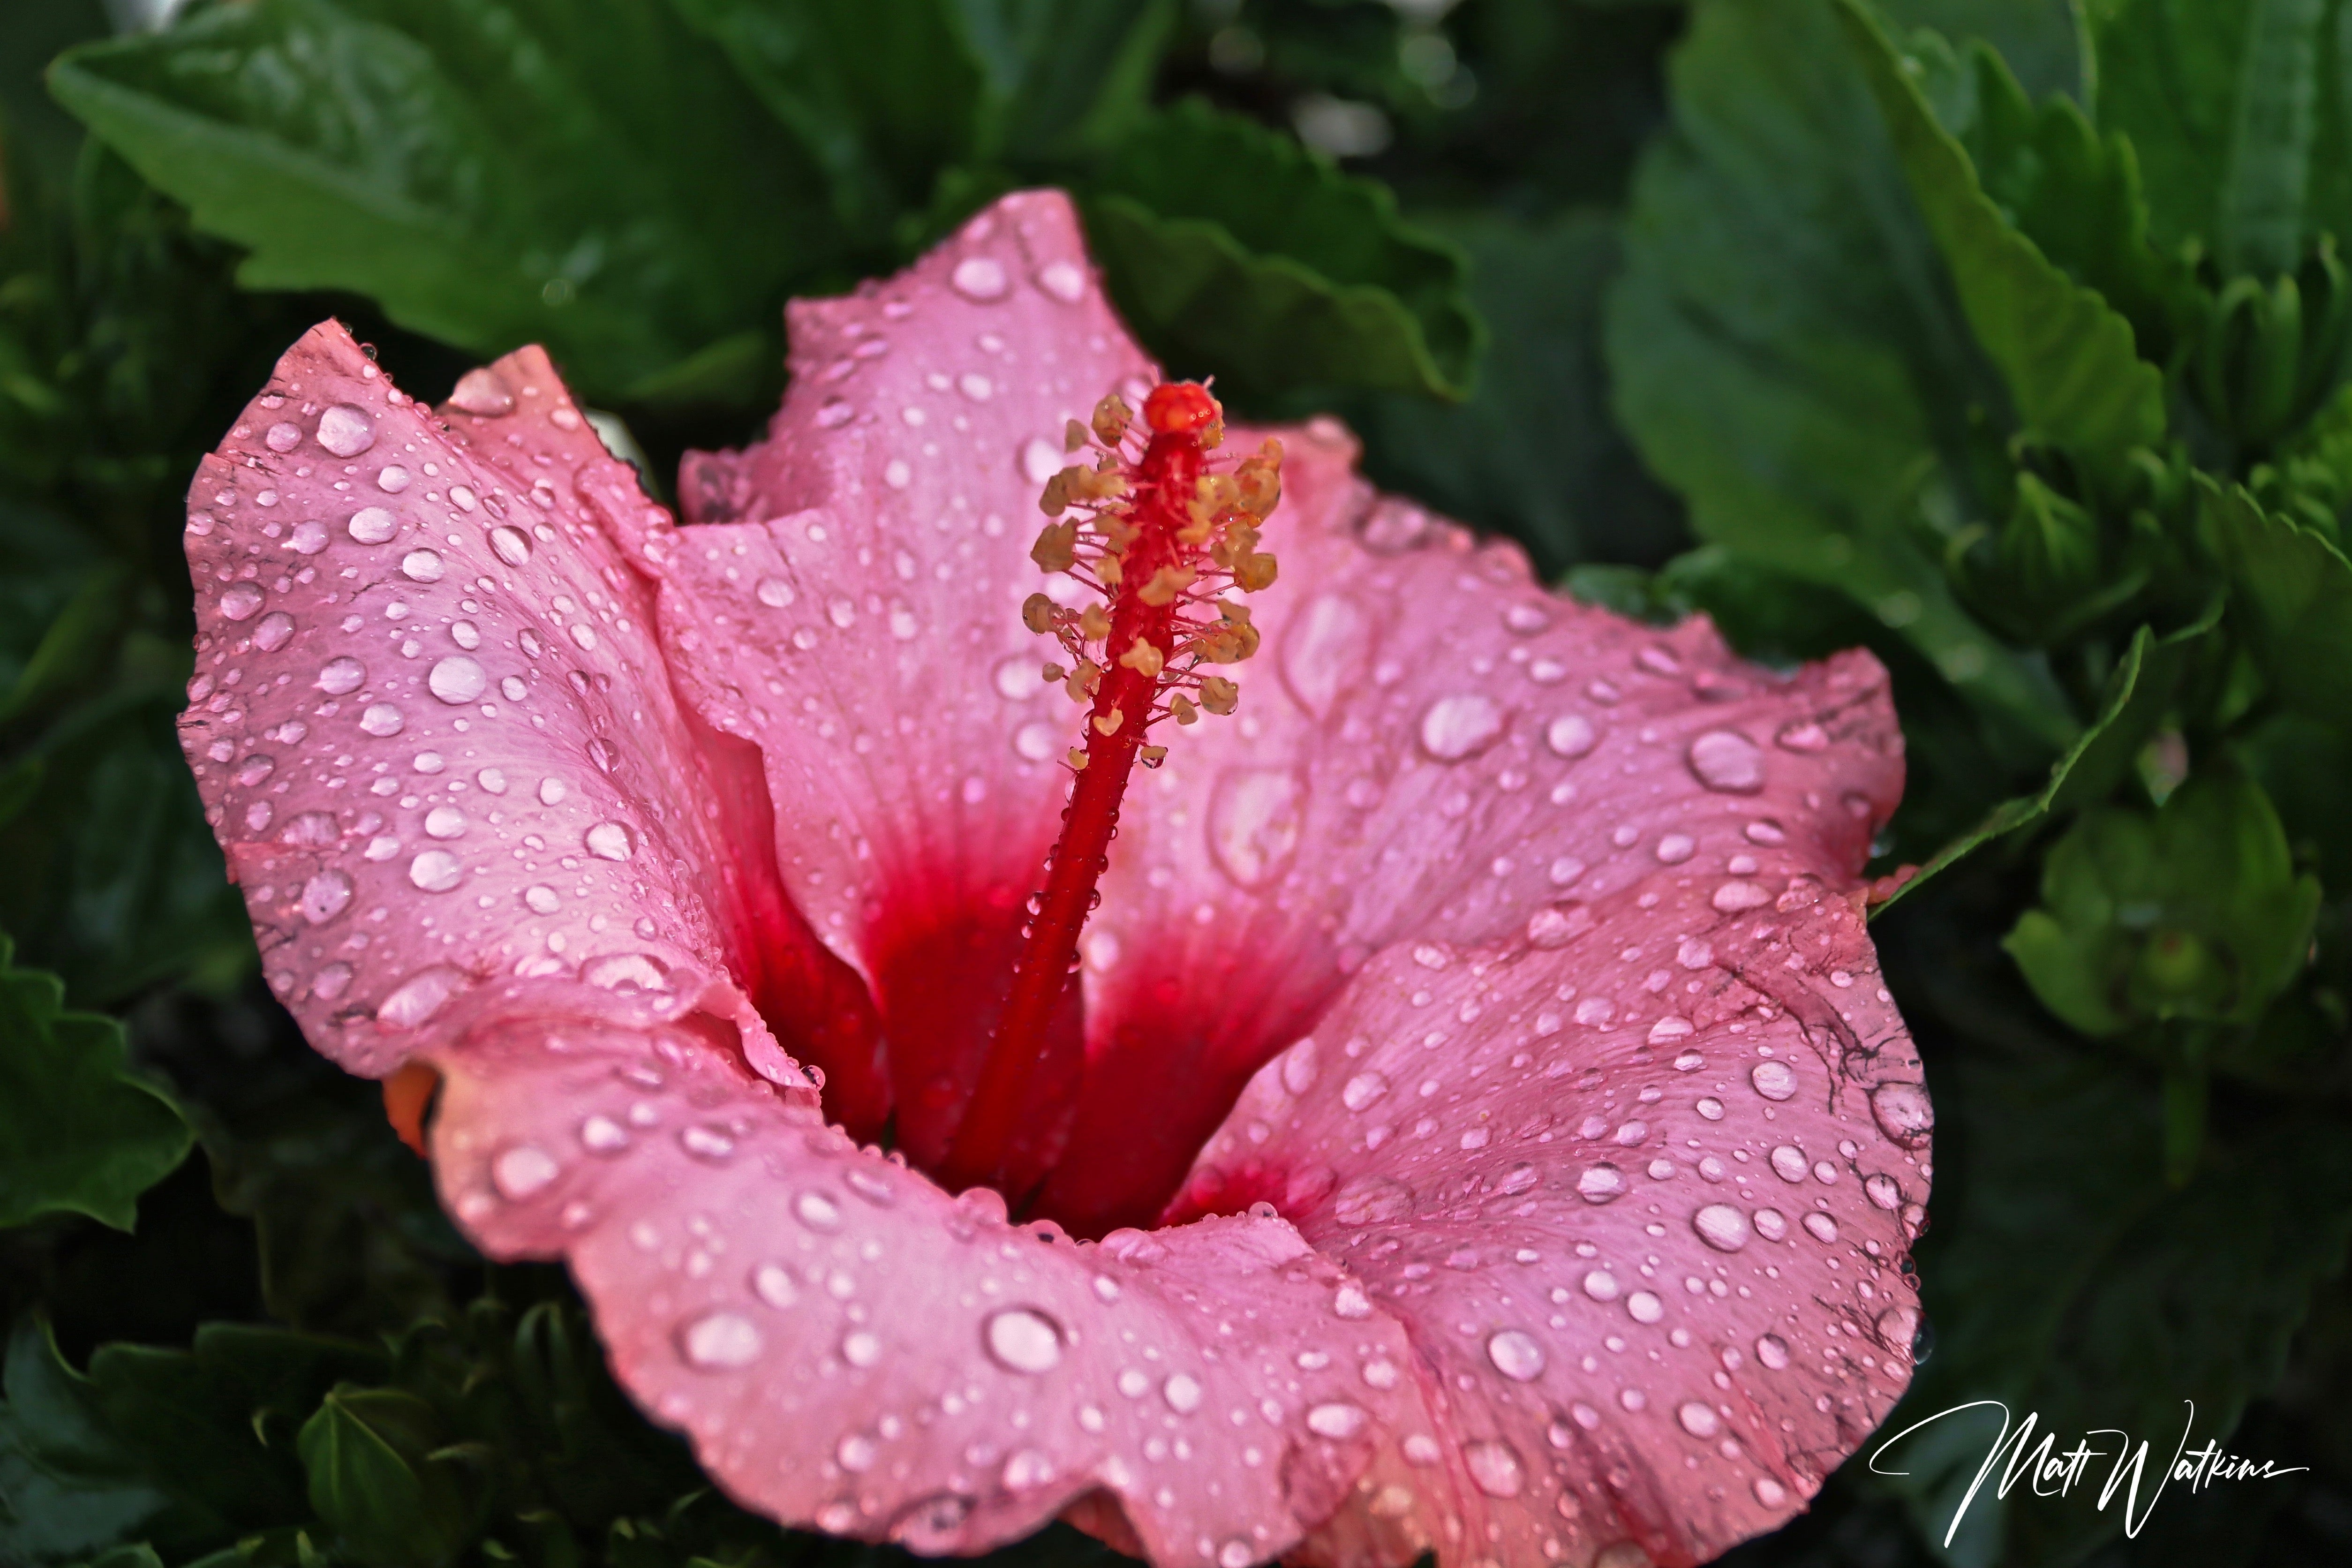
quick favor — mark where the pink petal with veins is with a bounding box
[180,191,1927,1568]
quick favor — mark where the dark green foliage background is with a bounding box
[4,2,2352,1566]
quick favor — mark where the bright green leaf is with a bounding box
[49,0,844,407]
[1606,0,2077,755]
[1838,0,2167,481]
[0,935,191,1231]
[1085,99,1481,403]
[2204,473,2352,724]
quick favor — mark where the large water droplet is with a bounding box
[377,966,461,1028]
[253,611,295,652]
[1770,1145,1809,1183]
[1208,768,1303,890]
[360,703,405,737]
[1693,1203,1750,1252]
[1161,1372,1203,1413]
[491,1144,558,1199]
[1802,1213,1839,1244]
[265,421,301,452]
[586,822,634,861]
[1755,1333,1791,1370]
[951,256,1009,300]
[408,850,461,891]
[1463,1439,1525,1499]
[301,870,353,924]
[401,548,444,583]
[291,520,329,555]
[1486,1330,1545,1382]
[1688,730,1765,792]
[448,367,515,416]
[1037,259,1086,302]
[1307,1402,1369,1439]
[1677,1401,1722,1439]
[316,404,376,457]
[1526,902,1593,949]
[1545,714,1597,758]
[347,507,397,545]
[1750,1060,1798,1101]
[678,1310,762,1369]
[1865,1172,1903,1210]
[984,1308,1064,1375]
[1870,1081,1934,1147]
[1419,694,1506,761]
[317,656,366,695]
[428,656,487,705]
[1279,593,1373,718]
[1577,1164,1626,1204]
[1341,1071,1388,1111]
[1626,1291,1664,1325]
[490,526,532,566]
[796,1191,842,1230]
[219,583,264,622]
[1582,1269,1620,1302]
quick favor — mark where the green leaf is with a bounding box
[2096,0,2352,277]
[2204,473,2352,724]
[1838,0,2168,481]
[1085,99,1481,403]
[2005,774,2321,1035]
[949,0,1177,163]
[1875,606,2221,911]
[299,1387,476,1568]
[49,0,845,407]
[1606,0,2078,755]
[0,935,191,1231]
[1869,985,2352,1565]
[1327,208,1685,576]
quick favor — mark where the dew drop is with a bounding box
[1755,1334,1791,1370]
[490,526,532,566]
[524,884,560,914]
[951,256,1009,300]
[1865,1172,1903,1210]
[1526,903,1594,950]
[678,1311,762,1370]
[1333,1283,1373,1319]
[347,507,397,544]
[1693,1203,1750,1252]
[448,367,516,416]
[252,611,295,652]
[1626,1291,1664,1325]
[841,1330,882,1368]
[1751,1061,1798,1101]
[755,576,794,608]
[377,966,461,1028]
[316,404,376,457]
[1678,1401,1721,1439]
[408,850,461,892]
[1755,1476,1789,1507]
[1582,1269,1620,1302]
[796,1191,842,1230]
[539,776,568,806]
[1688,730,1765,792]
[1037,259,1086,301]
[1419,694,1506,761]
[427,656,486,704]
[1802,1213,1839,1244]
[311,963,353,1002]
[984,1308,1064,1375]
[423,806,467,839]
[1162,1372,1203,1413]
[492,1144,559,1199]
[1576,1164,1625,1204]
[1753,1208,1788,1242]
[1545,714,1597,758]
[1207,768,1303,890]
[1486,1329,1545,1382]
[753,1263,797,1309]
[585,822,634,861]
[377,466,411,494]
[219,583,264,622]
[401,548,445,582]
[1341,1071,1388,1111]
[1463,1439,1524,1498]
[1870,1082,1934,1146]
[1307,1402,1368,1439]
[359,703,405,737]
[1770,1146,1809,1183]
[265,421,301,452]
[291,520,329,554]
[1278,593,1374,718]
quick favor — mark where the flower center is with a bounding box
[932,382,1283,1199]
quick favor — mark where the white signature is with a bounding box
[1869,1400,2307,1543]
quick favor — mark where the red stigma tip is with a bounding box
[1144,381,1221,436]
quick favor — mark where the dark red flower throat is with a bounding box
[734,384,1291,1237]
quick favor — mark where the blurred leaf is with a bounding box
[1,563,131,725]
[299,1386,477,1568]
[1086,99,1481,403]
[0,935,191,1231]
[2205,474,2352,725]
[2005,774,2320,1035]
[950,0,1177,163]
[2096,0,2352,277]
[1331,208,1684,575]
[1839,0,2167,483]
[50,0,845,407]
[0,1317,384,1568]
[1877,606,2220,909]
[1871,919,2352,1564]
[1606,0,2078,755]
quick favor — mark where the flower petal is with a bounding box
[647,191,1156,1174]
[178,324,812,1083]
[1177,816,1926,1565]
[422,990,1432,1567]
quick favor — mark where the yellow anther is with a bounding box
[1198,603,1261,663]
[1138,564,1197,606]
[1140,744,1168,766]
[1201,419,1224,450]
[1022,592,1059,633]
[1093,706,1125,736]
[1097,554,1123,587]
[1172,694,1199,725]
[1042,662,1066,683]
[1039,471,1070,516]
[1235,440,1282,517]
[1064,418,1091,452]
[1199,676,1239,715]
[1065,658,1101,701]
[1057,464,1127,505]
[1233,550,1279,592]
[1067,748,1089,769]
[1078,603,1112,641]
[1099,515,1139,553]
[1117,637,1165,678]
[1092,394,1131,446]
[1032,520,1077,571]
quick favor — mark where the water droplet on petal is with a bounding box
[1307,1402,1368,1439]
[1756,1333,1791,1370]
[1341,1071,1388,1111]
[678,1310,761,1370]
[1333,1283,1372,1319]
[291,520,329,554]
[951,256,1009,300]
[1333,1175,1414,1225]
[1577,1164,1625,1204]
[841,1329,882,1367]
[1037,259,1086,302]
[1207,768,1302,889]
[1420,694,1506,761]
[408,850,461,891]
[219,583,264,622]
[377,966,462,1028]
[253,611,295,651]
[1021,436,1062,484]
[1626,1291,1664,1324]
[1689,730,1765,792]
[347,507,397,545]
[317,656,366,695]
[401,548,444,582]
[1463,1439,1524,1498]
[984,1308,1064,1374]
[1486,1330,1545,1381]
[1526,902,1594,949]
[1279,593,1374,718]
[1162,1372,1203,1413]
[360,703,405,737]
[448,367,516,415]
[427,656,486,704]
[1693,1204,1750,1252]
[1870,1081,1934,1146]
[1678,1401,1721,1439]
[491,1144,558,1199]
[1753,1208,1788,1241]
[586,822,634,860]
[1751,1061,1798,1101]
[1754,1476,1789,1507]
[1865,1172,1903,1210]
[316,404,376,457]
[490,526,532,566]
[1582,1269,1619,1302]
[796,1191,842,1230]
[753,1263,797,1308]
[301,871,353,924]
[1545,714,1597,758]
[265,421,301,452]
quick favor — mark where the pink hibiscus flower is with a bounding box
[179,191,1930,1568]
